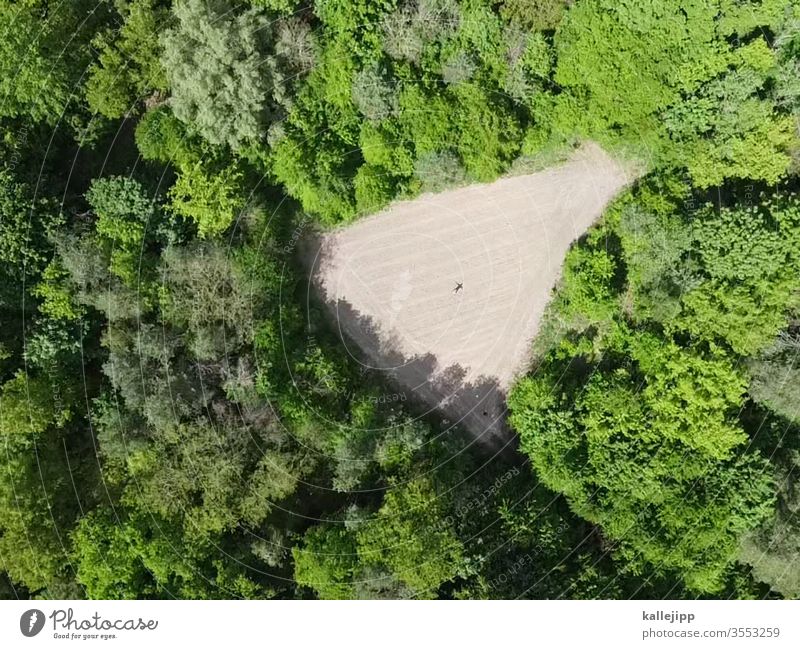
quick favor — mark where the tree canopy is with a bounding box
[1,0,799,603]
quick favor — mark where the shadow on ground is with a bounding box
[301,234,517,454]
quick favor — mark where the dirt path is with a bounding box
[305,143,634,447]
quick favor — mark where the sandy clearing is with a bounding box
[306,143,634,447]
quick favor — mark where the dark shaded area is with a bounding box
[302,234,517,454]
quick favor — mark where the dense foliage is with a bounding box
[1,0,799,601]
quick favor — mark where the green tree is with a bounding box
[356,478,464,594]
[88,176,155,247]
[499,0,566,31]
[86,176,159,288]
[0,371,69,436]
[72,504,270,599]
[451,83,522,181]
[168,162,245,238]
[352,63,399,121]
[85,0,171,119]
[509,335,775,593]
[0,168,61,280]
[664,39,794,187]
[555,0,728,134]
[293,525,359,599]
[134,105,201,166]
[552,0,794,184]
[675,196,800,356]
[740,441,800,598]
[161,0,276,150]
[748,333,800,422]
[71,509,160,599]
[413,150,467,192]
[353,164,396,213]
[0,0,106,123]
[619,193,800,356]
[270,36,362,223]
[0,433,82,593]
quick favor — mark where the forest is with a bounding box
[1,0,800,599]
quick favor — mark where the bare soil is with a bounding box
[305,143,634,448]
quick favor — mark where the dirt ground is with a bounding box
[305,143,633,448]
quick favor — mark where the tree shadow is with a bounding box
[301,233,517,453]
